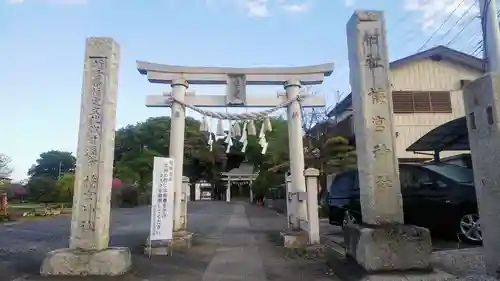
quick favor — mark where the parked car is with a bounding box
[328,163,481,244]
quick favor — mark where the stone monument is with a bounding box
[344,11,432,272]
[40,37,131,276]
[463,74,500,278]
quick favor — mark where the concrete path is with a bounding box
[0,201,333,281]
[201,203,267,281]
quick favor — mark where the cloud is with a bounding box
[344,0,355,7]
[404,0,478,30]
[280,2,309,13]
[245,0,270,17]
[6,0,87,4]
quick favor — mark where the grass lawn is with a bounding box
[7,202,72,215]
[7,203,42,210]
[0,202,71,223]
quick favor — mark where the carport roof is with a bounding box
[406,116,470,152]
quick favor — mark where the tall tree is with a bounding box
[55,173,75,203]
[227,118,289,198]
[25,175,58,203]
[113,116,226,191]
[28,151,76,180]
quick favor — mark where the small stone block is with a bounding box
[144,232,194,255]
[344,224,432,272]
[280,230,309,248]
[144,240,172,256]
[40,247,131,276]
[171,232,194,249]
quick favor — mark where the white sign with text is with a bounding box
[149,157,175,241]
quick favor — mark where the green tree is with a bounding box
[226,118,289,198]
[55,173,75,202]
[26,176,58,203]
[28,151,76,180]
[321,136,357,173]
[113,116,226,194]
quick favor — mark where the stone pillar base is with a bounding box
[144,240,172,256]
[144,231,193,256]
[172,230,194,248]
[344,224,432,272]
[280,229,309,248]
[40,247,131,276]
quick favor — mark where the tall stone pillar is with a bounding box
[226,179,231,202]
[284,174,293,228]
[170,79,188,232]
[181,176,189,230]
[304,168,320,244]
[344,11,431,272]
[40,37,131,276]
[285,79,307,229]
[464,74,500,278]
[195,183,201,200]
[249,183,253,203]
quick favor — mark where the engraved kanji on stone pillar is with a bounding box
[347,11,403,224]
[70,37,120,250]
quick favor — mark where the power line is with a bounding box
[386,0,430,34]
[418,0,467,52]
[471,40,483,56]
[390,1,452,52]
[446,1,479,46]
[460,29,482,51]
[436,0,478,44]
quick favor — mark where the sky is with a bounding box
[0,0,484,181]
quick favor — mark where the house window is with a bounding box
[392,91,452,113]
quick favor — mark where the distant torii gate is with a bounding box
[221,163,258,203]
[137,62,333,232]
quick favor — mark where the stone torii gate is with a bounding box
[221,162,258,203]
[137,61,333,239]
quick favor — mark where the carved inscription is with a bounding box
[375,175,393,190]
[79,57,107,232]
[368,88,387,104]
[372,116,386,132]
[226,74,247,105]
[363,30,384,77]
[372,143,391,159]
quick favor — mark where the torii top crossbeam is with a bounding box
[136,61,334,86]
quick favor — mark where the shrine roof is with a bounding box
[221,163,257,177]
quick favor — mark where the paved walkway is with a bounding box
[0,201,333,281]
[201,203,267,280]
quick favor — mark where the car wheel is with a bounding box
[458,213,482,244]
[342,210,357,229]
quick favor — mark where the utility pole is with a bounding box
[479,0,500,72]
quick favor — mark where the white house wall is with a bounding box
[390,58,482,159]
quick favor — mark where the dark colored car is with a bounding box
[328,163,481,244]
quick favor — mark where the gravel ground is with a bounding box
[0,202,338,281]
